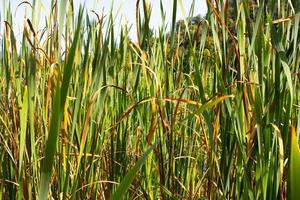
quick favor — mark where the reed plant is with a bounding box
[0,0,300,199]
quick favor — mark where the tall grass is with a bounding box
[0,0,299,199]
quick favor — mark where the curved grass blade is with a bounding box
[198,95,234,113]
[110,142,158,200]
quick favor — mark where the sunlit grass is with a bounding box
[0,0,300,199]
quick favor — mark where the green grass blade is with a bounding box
[110,142,157,200]
[18,87,28,176]
[39,74,62,200]
[60,7,83,109]
[39,7,83,200]
[58,0,67,51]
[198,95,234,113]
[288,126,300,200]
[18,87,28,199]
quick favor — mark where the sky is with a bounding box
[1,0,207,41]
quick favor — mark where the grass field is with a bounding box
[0,0,300,199]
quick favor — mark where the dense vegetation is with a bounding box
[0,0,300,199]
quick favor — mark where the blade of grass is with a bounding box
[38,72,62,200]
[110,142,158,200]
[39,7,83,200]
[288,126,300,200]
[17,87,28,199]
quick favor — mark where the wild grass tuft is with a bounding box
[0,0,299,199]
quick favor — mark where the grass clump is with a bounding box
[0,0,300,199]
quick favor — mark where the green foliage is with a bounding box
[0,0,299,199]
[288,126,300,200]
